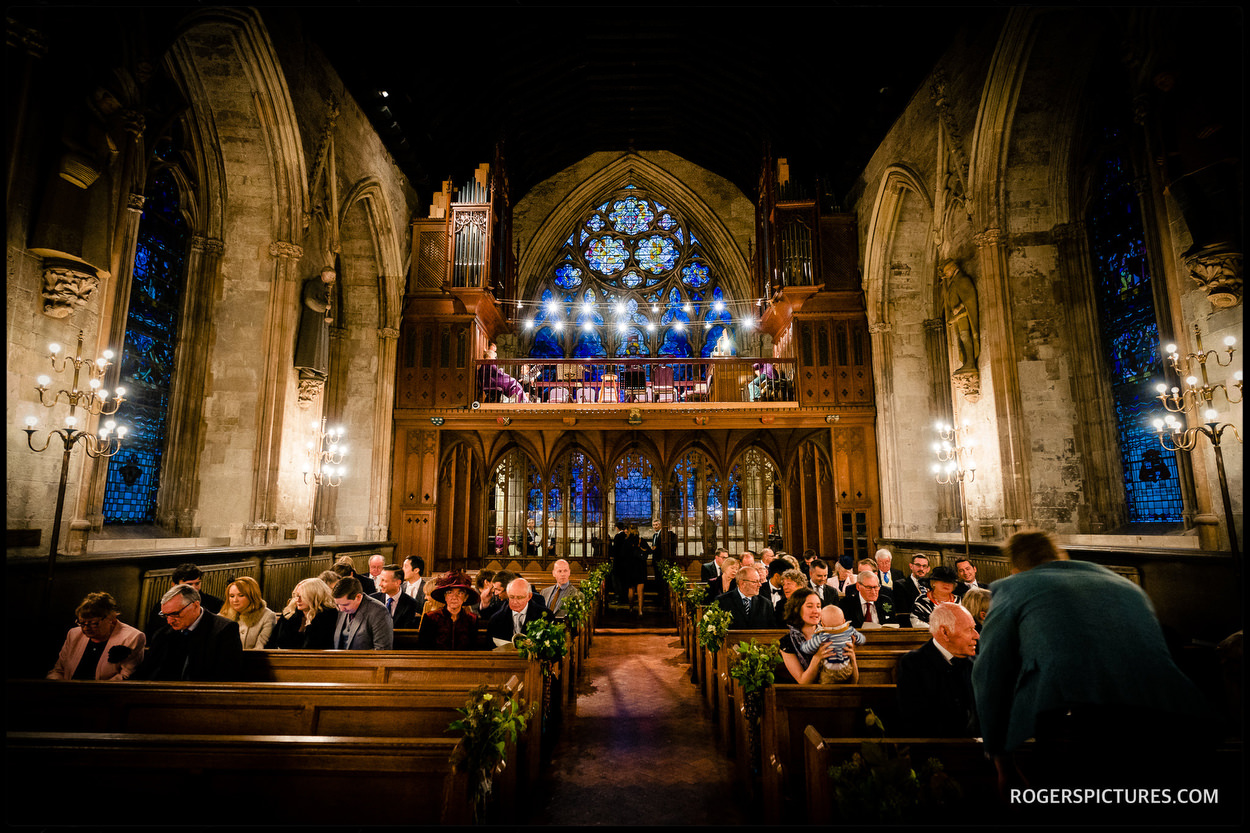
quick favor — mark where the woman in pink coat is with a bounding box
[48,591,146,680]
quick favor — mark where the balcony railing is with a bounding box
[474,358,796,405]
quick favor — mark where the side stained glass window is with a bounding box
[1086,126,1183,524]
[102,167,187,524]
[525,183,739,358]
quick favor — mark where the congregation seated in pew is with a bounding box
[135,584,243,681]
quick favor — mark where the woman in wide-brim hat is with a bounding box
[417,570,481,650]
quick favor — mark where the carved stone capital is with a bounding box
[1051,221,1084,242]
[974,228,1004,249]
[1184,249,1243,308]
[952,368,981,403]
[41,259,100,318]
[127,193,146,212]
[119,109,145,138]
[378,327,400,340]
[269,241,304,260]
[191,236,224,255]
[867,322,890,334]
[297,376,324,409]
[922,318,945,333]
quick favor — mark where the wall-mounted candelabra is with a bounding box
[1153,324,1243,554]
[933,420,977,557]
[303,416,346,557]
[22,330,127,606]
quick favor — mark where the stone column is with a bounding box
[974,227,1031,530]
[67,192,144,553]
[1051,222,1131,533]
[155,235,224,536]
[369,324,400,541]
[246,241,304,546]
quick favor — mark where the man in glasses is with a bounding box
[135,584,242,680]
[718,564,777,629]
[144,562,224,637]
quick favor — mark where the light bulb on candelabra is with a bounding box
[651,304,659,313]
[674,321,684,331]
[37,375,50,388]
[65,415,76,427]
[931,463,941,474]
[95,357,106,369]
[1156,383,1168,393]
[1204,409,1219,422]
[553,320,564,331]
[1224,336,1236,347]
[682,303,693,314]
[115,386,125,397]
[646,322,656,332]
[24,415,38,429]
[713,301,724,313]
[524,319,533,330]
[742,318,754,330]
[617,322,627,333]
[89,379,100,389]
[116,426,127,437]
[1164,343,1176,355]
[102,349,114,360]
[581,303,593,315]
[582,321,593,332]
[1186,376,1198,387]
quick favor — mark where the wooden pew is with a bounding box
[802,728,1011,823]
[6,679,522,805]
[8,732,474,825]
[239,650,545,776]
[759,683,901,823]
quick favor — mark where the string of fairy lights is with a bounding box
[496,294,771,335]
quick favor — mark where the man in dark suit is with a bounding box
[371,563,421,630]
[144,562,225,637]
[700,548,728,582]
[808,559,840,607]
[714,564,776,629]
[895,553,932,616]
[874,549,906,592]
[953,557,989,596]
[897,602,979,736]
[489,578,551,647]
[401,555,430,608]
[757,559,788,612]
[332,577,394,649]
[838,570,899,626]
[136,584,243,681]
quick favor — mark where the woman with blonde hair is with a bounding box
[961,586,992,632]
[709,556,741,601]
[271,578,338,649]
[220,575,276,649]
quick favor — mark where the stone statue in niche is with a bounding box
[295,268,335,378]
[940,259,980,374]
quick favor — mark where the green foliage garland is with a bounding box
[696,602,733,654]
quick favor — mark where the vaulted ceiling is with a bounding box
[305,7,973,209]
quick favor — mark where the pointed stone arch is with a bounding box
[517,152,751,304]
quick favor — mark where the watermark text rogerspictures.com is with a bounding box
[1010,788,1220,805]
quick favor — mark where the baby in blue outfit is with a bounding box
[799,606,865,683]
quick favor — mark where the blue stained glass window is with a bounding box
[532,327,564,358]
[682,262,710,288]
[528,184,736,360]
[1086,126,1183,524]
[103,167,187,524]
[636,235,678,273]
[555,264,583,290]
[609,197,654,234]
[659,329,692,356]
[573,330,606,358]
[586,237,628,274]
[614,459,653,522]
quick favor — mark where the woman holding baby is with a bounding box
[778,588,863,685]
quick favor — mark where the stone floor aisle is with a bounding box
[530,600,751,826]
